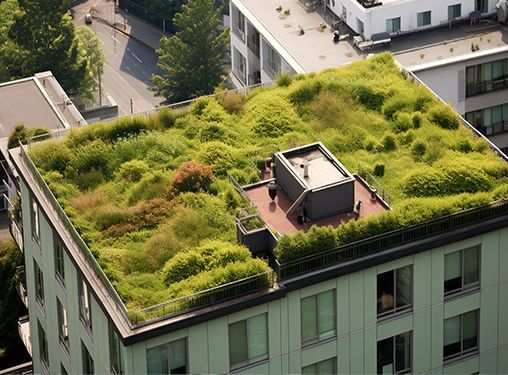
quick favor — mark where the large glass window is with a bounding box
[444,310,479,360]
[377,332,412,374]
[34,259,44,308]
[38,320,49,369]
[444,246,480,296]
[233,47,247,85]
[377,265,412,317]
[466,105,508,135]
[302,357,336,374]
[147,338,187,374]
[386,17,401,33]
[82,341,95,375]
[466,58,508,96]
[57,299,69,352]
[229,313,268,369]
[31,197,40,242]
[231,4,245,41]
[78,275,92,332]
[110,324,124,374]
[262,40,281,79]
[54,236,65,284]
[417,11,431,27]
[301,289,336,345]
[448,4,461,19]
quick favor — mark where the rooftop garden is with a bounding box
[28,54,508,313]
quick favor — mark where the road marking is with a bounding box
[131,53,143,63]
[126,66,132,71]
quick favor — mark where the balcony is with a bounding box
[18,315,31,357]
[466,76,508,96]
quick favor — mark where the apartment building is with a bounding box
[9,57,508,375]
[409,46,508,154]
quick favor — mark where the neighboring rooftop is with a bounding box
[234,0,508,72]
[21,54,508,318]
[0,71,85,149]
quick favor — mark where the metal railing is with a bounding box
[279,199,508,280]
[357,166,392,206]
[466,76,508,97]
[131,271,275,325]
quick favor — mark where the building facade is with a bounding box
[410,46,508,154]
[11,145,508,375]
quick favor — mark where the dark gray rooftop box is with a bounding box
[274,142,355,221]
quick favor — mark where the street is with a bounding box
[73,0,165,115]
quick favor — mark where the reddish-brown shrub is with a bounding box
[168,160,214,196]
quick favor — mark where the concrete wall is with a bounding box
[331,0,495,39]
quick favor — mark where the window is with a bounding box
[448,4,461,19]
[232,4,245,41]
[444,310,479,360]
[342,6,347,21]
[377,265,412,317]
[31,197,40,242]
[377,332,412,374]
[54,236,65,284]
[466,104,508,135]
[444,246,480,296]
[61,364,68,375]
[82,341,95,375]
[78,276,92,332]
[57,299,69,352]
[34,260,44,308]
[417,11,431,27]
[386,17,401,33]
[357,18,364,35]
[229,313,268,369]
[38,320,49,369]
[476,0,488,13]
[466,59,508,96]
[110,324,124,374]
[147,338,187,374]
[301,289,336,345]
[302,357,336,374]
[263,40,281,79]
[233,47,247,85]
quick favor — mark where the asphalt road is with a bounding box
[73,1,164,115]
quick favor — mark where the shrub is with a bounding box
[169,160,214,195]
[276,73,293,87]
[157,108,178,128]
[411,141,426,161]
[354,84,387,111]
[392,112,412,133]
[382,134,397,151]
[8,125,49,149]
[100,116,149,142]
[71,140,113,175]
[94,206,132,231]
[219,91,247,114]
[373,163,385,177]
[128,171,169,204]
[118,160,150,182]
[197,142,235,176]
[412,112,423,128]
[455,139,473,153]
[428,103,460,130]
[75,169,104,191]
[198,123,231,143]
[29,140,72,174]
[403,166,492,197]
[163,251,207,284]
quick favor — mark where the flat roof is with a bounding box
[234,0,508,72]
[281,144,351,189]
[0,79,65,138]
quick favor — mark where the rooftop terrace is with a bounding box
[17,54,508,324]
[234,0,508,72]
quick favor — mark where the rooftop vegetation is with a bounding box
[28,54,508,311]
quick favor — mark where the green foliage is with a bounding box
[151,0,229,103]
[29,140,72,174]
[274,226,337,263]
[276,72,293,87]
[75,25,105,100]
[382,134,397,151]
[403,166,492,197]
[118,160,150,182]
[354,84,387,111]
[197,141,235,176]
[428,103,460,129]
[7,124,49,149]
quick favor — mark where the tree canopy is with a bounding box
[151,0,228,104]
[75,26,106,101]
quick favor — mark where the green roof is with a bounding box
[28,54,508,313]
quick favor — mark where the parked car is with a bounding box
[85,13,92,24]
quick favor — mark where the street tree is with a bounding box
[76,26,106,101]
[151,0,229,104]
[6,0,87,95]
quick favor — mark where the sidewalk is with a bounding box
[91,1,169,50]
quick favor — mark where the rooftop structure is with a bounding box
[9,55,508,375]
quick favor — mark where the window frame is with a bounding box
[301,289,337,346]
[386,17,401,33]
[448,4,462,19]
[377,331,412,374]
[443,310,479,362]
[54,236,65,287]
[109,324,124,375]
[30,196,40,244]
[228,313,269,370]
[302,356,337,374]
[262,40,282,79]
[57,298,70,354]
[82,341,95,375]
[444,245,480,298]
[38,320,49,371]
[417,11,431,27]
[146,337,188,375]
[78,275,93,334]
[377,265,413,319]
[34,259,45,309]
